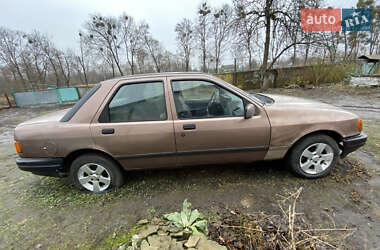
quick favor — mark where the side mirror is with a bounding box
[245,104,256,119]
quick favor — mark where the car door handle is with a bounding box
[183,124,196,130]
[102,128,115,134]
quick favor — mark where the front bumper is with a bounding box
[341,132,367,157]
[16,157,67,177]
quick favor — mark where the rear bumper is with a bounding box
[341,132,367,157]
[16,157,67,177]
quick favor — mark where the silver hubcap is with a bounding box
[77,163,111,192]
[299,143,334,175]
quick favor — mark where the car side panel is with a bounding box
[90,121,176,170]
[264,105,359,160]
[166,75,271,166]
[15,122,94,158]
[90,77,177,170]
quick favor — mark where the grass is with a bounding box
[330,157,374,184]
[76,224,144,250]
[17,154,378,210]
[18,167,218,209]
[18,176,150,208]
[17,164,254,209]
[362,119,380,160]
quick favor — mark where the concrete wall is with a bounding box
[215,64,352,90]
[350,76,380,87]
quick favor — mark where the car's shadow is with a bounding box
[124,159,289,183]
[22,159,359,208]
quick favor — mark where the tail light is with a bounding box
[14,141,22,153]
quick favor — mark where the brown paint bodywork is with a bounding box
[14,73,361,171]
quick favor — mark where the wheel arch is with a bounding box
[284,130,343,158]
[63,148,123,172]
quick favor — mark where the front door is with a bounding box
[91,79,176,170]
[167,77,270,166]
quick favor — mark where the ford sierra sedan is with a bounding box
[14,72,367,193]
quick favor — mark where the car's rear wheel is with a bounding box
[287,134,340,178]
[70,154,124,193]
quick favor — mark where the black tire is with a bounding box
[70,153,124,193]
[287,134,340,178]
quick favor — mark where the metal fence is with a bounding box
[13,87,79,107]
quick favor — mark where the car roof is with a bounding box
[103,72,212,83]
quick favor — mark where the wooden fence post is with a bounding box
[233,58,237,85]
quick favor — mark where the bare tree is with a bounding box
[210,4,233,73]
[318,32,342,63]
[120,15,147,75]
[26,31,49,84]
[145,37,164,73]
[358,0,380,55]
[235,0,319,89]
[53,49,72,86]
[84,14,124,76]
[76,31,91,85]
[175,18,194,71]
[233,1,260,70]
[195,2,211,72]
[0,27,28,88]
[141,24,165,73]
[136,47,148,73]
[41,39,62,86]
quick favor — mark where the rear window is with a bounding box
[60,84,101,122]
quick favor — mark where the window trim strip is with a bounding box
[170,79,246,120]
[99,80,168,123]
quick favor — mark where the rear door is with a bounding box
[167,76,270,166]
[90,77,177,170]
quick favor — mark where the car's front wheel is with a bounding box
[70,154,124,193]
[287,134,340,178]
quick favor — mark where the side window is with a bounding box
[171,80,244,119]
[108,81,166,122]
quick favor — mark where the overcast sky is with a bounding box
[0,0,359,54]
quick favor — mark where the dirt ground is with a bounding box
[0,84,379,249]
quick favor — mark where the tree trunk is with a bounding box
[4,93,12,108]
[202,45,207,72]
[113,52,123,76]
[260,0,271,90]
[111,61,115,77]
[248,45,252,70]
[21,56,33,83]
[215,57,219,73]
[108,40,123,76]
[131,53,135,75]
[82,63,88,84]
[185,58,189,72]
[48,57,60,87]
[304,44,309,66]
[57,54,69,87]
[14,64,27,90]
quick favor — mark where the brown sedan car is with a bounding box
[14,72,367,193]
